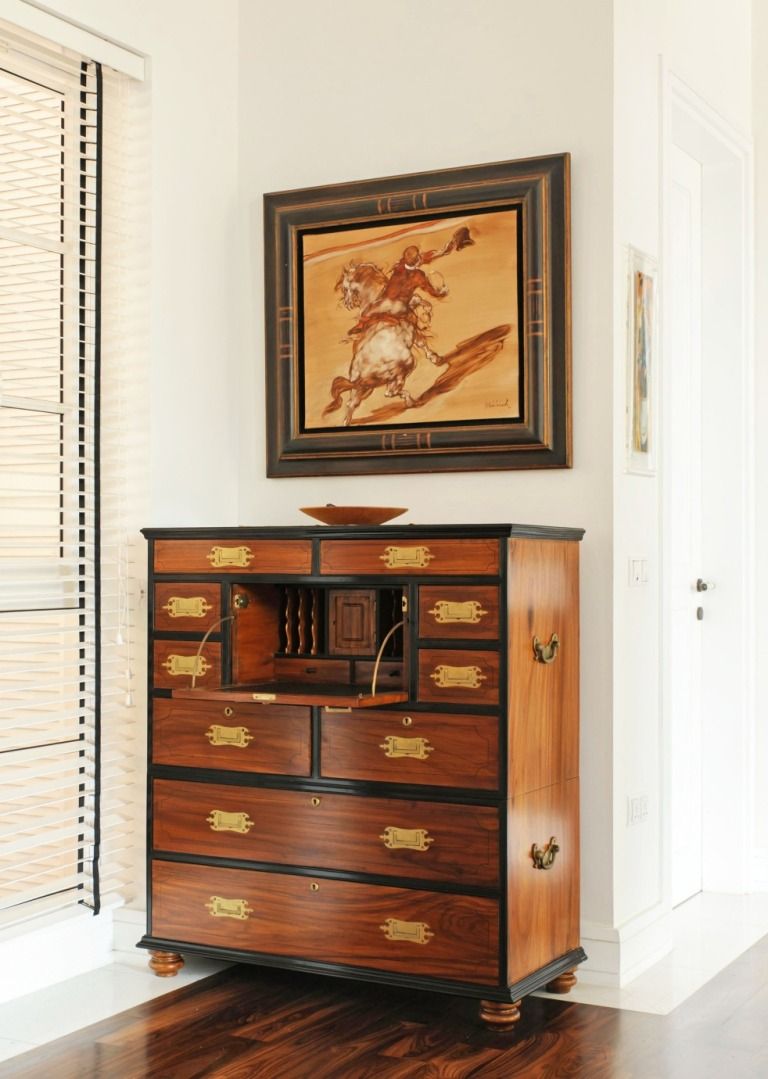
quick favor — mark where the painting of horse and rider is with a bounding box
[300,208,521,429]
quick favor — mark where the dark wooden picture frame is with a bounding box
[264,155,571,477]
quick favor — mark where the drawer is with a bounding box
[154,583,221,632]
[151,860,499,985]
[321,708,499,791]
[153,779,499,887]
[418,649,500,706]
[418,586,499,640]
[152,698,311,776]
[153,640,221,690]
[319,538,500,577]
[154,538,312,575]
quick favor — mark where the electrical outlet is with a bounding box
[627,794,649,825]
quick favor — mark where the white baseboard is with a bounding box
[112,905,147,963]
[0,900,122,1005]
[579,903,673,987]
[753,848,768,891]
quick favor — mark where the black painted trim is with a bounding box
[141,524,585,542]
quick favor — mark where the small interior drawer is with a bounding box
[153,640,221,691]
[418,586,499,640]
[154,583,221,632]
[418,649,500,706]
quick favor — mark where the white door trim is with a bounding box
[659,66,756,899]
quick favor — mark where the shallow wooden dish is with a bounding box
[300,505,407,526]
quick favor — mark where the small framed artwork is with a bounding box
[263,155,571,477]
[626,246,657,475]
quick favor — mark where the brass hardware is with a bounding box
[232,592,250,609]
[311,796,321,807]
[430,664,486,689]
[379,735,434,760]
[252,692,277,702]
[205,724,254,748]
[401,715,413,728]
[428,600,489,625]
[205,895,253,920]
[531,836,560,870]
[206,810,254,834]
[401,595,409,613]
[532,633,560,664]
[224,706,234,717]
[163,596,212,619]
[324,706,352,713]
[371,618,405,697]
[379,545,434,569]
[310,882,319,892]
[206,545,253,568]
[380,826,434,852]
[163,654,210,678]
[380,918,433,944]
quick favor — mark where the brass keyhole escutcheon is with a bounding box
[310,882,319,892]
[224,706,234,717]
[311,797,321,807]
[402,716,413,728]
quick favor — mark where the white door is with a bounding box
[667,145,704,907]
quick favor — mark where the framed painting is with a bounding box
[626,246,657,475]
[264,155,571,476]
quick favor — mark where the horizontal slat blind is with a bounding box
[0,26,99,926]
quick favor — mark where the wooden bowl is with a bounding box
[300,505,407,526]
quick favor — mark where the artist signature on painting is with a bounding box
[485,398,512,408]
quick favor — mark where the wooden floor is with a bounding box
[4,936,768,1078]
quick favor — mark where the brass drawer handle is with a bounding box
[162,654,210,678]
[428,600,489,625]
[531,836,560,870]
[205,895,253,920]
[379,735,434,761]
[205,724,254,748]
[207,810,254,834]
[380,826,434,852]
[206,545,253,568]
[379,545,434,569]
[380,918,433,944]
[163,596,213,619]
[430,664,486,689]
[533,633,560,664]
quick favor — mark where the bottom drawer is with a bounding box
[151,861,499,986]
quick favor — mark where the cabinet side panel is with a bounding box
[507,538,579,795]
[506,778,580,983]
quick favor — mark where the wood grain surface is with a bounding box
[153,779,499,886]
[320,708,500,790]
[152,698,311,776]
[417,648,499,706]
[418,585,499,640]
[151,861,499,984]
[319,538,500,576]
[154,538,312,575]
[152,640,221,691]
[153,583,221,632]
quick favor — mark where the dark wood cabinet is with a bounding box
[140,523,585,1029]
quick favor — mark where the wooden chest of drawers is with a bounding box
[139,524,585,1030]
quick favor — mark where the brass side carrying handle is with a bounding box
[533,633,560,664]
[531,836,560,870]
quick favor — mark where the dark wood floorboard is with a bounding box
[2,935,768,1078]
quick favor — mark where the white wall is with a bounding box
[237,0,616,929]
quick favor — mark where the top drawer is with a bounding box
[154,539,312,575]
[319,539,500,577]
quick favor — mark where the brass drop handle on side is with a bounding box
[532,633,560,664]
[531,837,560,870]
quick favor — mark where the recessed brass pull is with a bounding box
[380,918,433,944]
[379,545,434,569]
[430,664,486,689]
[205,724,254,748]
[380,826,434,852]
[163,596,213,619]
[162,654,210,678]
[531,836,560,870]
[205,895,253,920]
[206,545,253,568]
[428,600,489,625]
[533,633,560,664]
[379,735,434,760]
[207,810,254,834]
[252,692,276,702]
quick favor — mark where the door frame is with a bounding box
[659,69,756,900]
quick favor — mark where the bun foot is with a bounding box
[479,999,522,1030]
[546,969,577,994]
[149,950,184,977]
